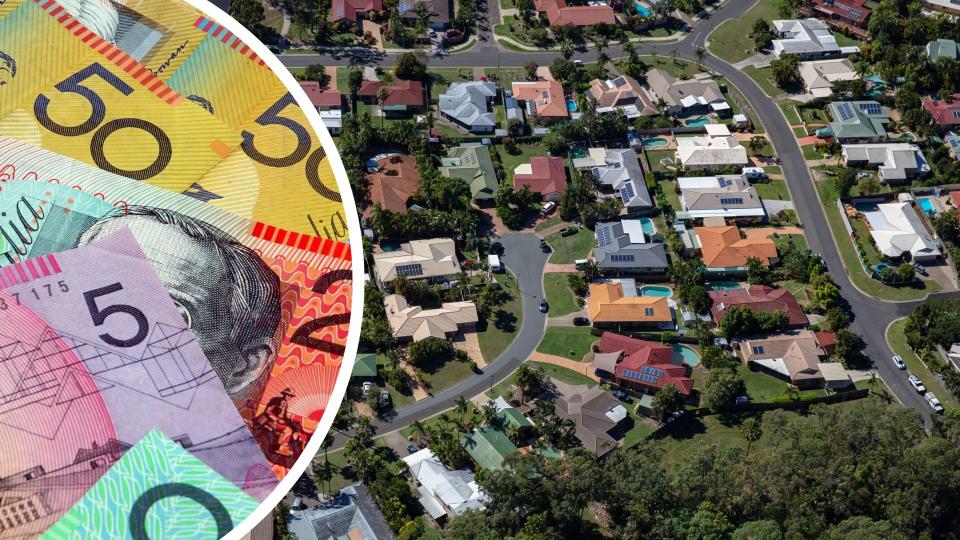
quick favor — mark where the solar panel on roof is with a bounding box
[837,103,855,120]
[641,366,664,377]
[620,182,636,202]
[860,102,882,115]
[597,227,613,247]
[395,263,424,277]
[719,178,731,187]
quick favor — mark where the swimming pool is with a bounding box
[570,148,588,159]
[643,137,668,148]
[635,4,652,16]
[707,281,741,291]
[919,197,937,215]
[639,285,672,297]
[685,118,711,127]
[672,345,701,367]
[566,99,578,112]
[640,217,656,235]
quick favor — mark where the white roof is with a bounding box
[704,123,731,136]
[402,449,487,517]
[675,132,749,168]
[605,404,628,423]
[373,237,461,282]
[863,202,941,260]
[772,18,847,57]
[620,219,647,244]
[799,58,857,97]
[817,362,851,383]
[841,143,930,181]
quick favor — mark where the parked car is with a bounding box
[489,241,504,254]
[290,497,303,513]
[611,390,630,401]
[913,262,927,275]
[407,444,419,455]
[572,316,590,326]
[891,355,906,369]
[560,227,578,237]
[539,299,549,313]
[925,391,945,413]
[362,381,373,396]
[908,374,926,393]
[542,201,556,214]
[379,390,391,408]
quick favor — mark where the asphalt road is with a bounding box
[296,0,948,439]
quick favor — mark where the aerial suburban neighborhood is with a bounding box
[231,0,960,537]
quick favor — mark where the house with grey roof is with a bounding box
[841,143,930,184]
[287,483,394,540]
[402,448,486,522]
[927,38,960,61]
[572,148,653,211]
[771,18,859,59]
[504,89,526,132]
[554,386,628,457]
[645,68,729,117]
[677,174,766,221]
[593,220,669,277]
[823,101,890,142]
[439,81,497,133]
[440,144,499,204]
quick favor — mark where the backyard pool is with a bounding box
[671,345,701,367]
[919,197,938,215]
[706,281,741,291]
[640,217,656,235]
[570,147,588,159]
[635,3,652,16]
[685,118,711,127]
[566,99,578,112]
[639,285,673,297]
[643,137,669,148]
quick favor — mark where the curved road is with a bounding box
[305,0,951,449]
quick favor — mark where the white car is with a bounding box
[891,355,906,369]
[541,201,556,214]
[925,391,944,414]
[907,374,926,393]
[362,381,373,396]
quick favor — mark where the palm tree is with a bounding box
[559,39,576,60]
[320,433,334,462]
[354,414,376,446]
[695,46,706,67]
[455,395,470,427]
[480,402,499,427]
[410,420,429,445]
[376,87,389,128]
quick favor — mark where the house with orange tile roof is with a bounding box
[584,75,657,118]
[513,156,568,202]
[511,81,569,122]
[586,282,675,330]
[365,154,421,217]
[533,0,616,26]
[693,225,778,274]
[330,0,382,23]
[358,79,425,116]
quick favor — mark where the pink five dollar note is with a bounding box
[0,136,352,478]
[0,228,277,539]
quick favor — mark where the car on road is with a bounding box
[539,299,549,313]
[908,374,926,393]
[572,316,590,326]
[489,241,504,255]
[407,444,419,454]
[542,201,556,214]
[925,391,945,413]
[892,355,906,369]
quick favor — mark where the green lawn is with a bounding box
[493,16,537,47]
[813,178,941,301]
[737,364,793,402]
[647,150,677,173]
[543,272,581,316]
[706,0,780,63]
[496,144,546,180]
[427,68,477,99]
[849,213,882,267]
[834,32,861,48]
[779,101,803,125]
[314,442,403,495]
[546,227,595,264]
[886,318,956,409]
[802,144,828,160]
[536,326,598,361]
[535,215,563,232]
[754,179,791,201]
[368,355,417,410]
[486,67,534,87]
[622,410,657,449]
[765,165,782,175]
[638,55,705,79]
[773,233,808,253]
[656,179,683,211]
[779,279,811,307]
[477,271,524,363]
[422,356,479,394]
[399,408,479,439]
[743,65,784,97]
[335,68,357,93]
[793,126,809,138]
[529,361,598,387]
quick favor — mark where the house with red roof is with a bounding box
[806,0,871,35]
[533,0,616,26]
[922,94,960,130]
[593,332,695,397]
[330,0,382,24]
[512,156,568,202]
[299,81,345,135]
[709,285,808,328]
[358,79,426,116]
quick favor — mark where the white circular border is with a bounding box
[168,1,364,537]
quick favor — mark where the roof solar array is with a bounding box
[640,366,664,377]
[597,226,614,247]
[718,178,732,188]
[395,263,424,277]
[859,102,883,115]
[623,369,659,384]
[610,254,635,262]
[836,102,855,121]
[620,182,636,202]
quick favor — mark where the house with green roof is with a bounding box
[352,353,378,380]
[460,427,519,471]
[822,101,890,143]
[439,144,499,206]
[495,407,536,439]
[927,39,960,62]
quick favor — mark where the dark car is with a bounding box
[539,299,549,313]
[407,444,419,455]
[612,390,631,402]
[490,241,504,254]
[572,316,590,326]
[541,242,552,253]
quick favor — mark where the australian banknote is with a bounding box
[0,229,277,539]
[0,136,352,478]
[43,430,261,540]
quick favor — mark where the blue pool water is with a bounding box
[635,4,652,16]
[672,345,701,366]
[643,137,668,148]
[640,217,656,235]
[566,99,578,112]
[919,198,937,215]
[639,285,672,297]
[685,118,711,127]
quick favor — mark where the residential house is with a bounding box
[383,294,478,342]
[398,0,451,29]
[330,0,382,24]
[771,18,859,59]
[352,352,378,381]
[807,0,871,34]
[365,154,420,217]
[693,225,778,273]
[511,80,569,122]
[862,202,941,262]
[495,408,536,439]
[299,81,344,135]
[709,285,809,328]
[439,81,497,133]
[584,75,657,118]
[288,483,395,540]
[593,332,695,397]
[572,147,653,210]
[923,0,960,16]
[439,144,499,204]
[825,101,890,143]
[504,89,526,130]
[460,427,520,471]
[927,38,960,62]
[372,238,461,286]
[402,448,486,522]
[738,331,829,388]
[593,220,669,277]
[586,282,674,330]
[554,386,628,456]
[815,329,838,356]
[358,80,425,116]
[922,93,960,130]
[818,361,853,389]
[677,175,766,221]
[645,69,728,117]
[841,143,930,184]
[533,0,616,26]
[798,58,858,98]
[675,124,749,170]
[513,156,568,201]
